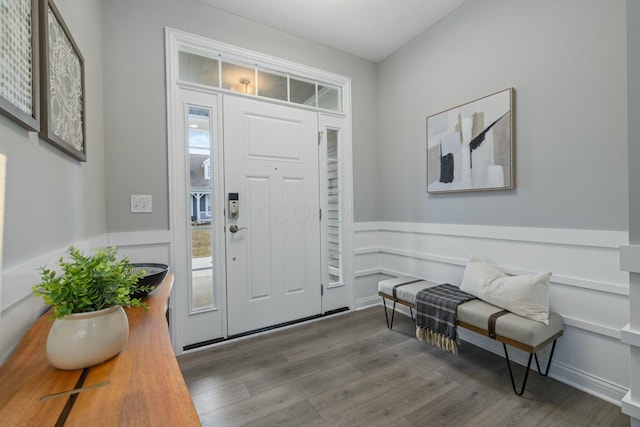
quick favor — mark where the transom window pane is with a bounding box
[257,68,287,101]
[179,51,219,87]
[290,77,316,106]
[318,84,342,112]
[221,61,254,93]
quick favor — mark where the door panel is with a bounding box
[245,176,271,301]
[224,95,321,336]
[283,178,307,294]
[246,114,302,160]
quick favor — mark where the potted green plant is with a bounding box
[32,246,150,370]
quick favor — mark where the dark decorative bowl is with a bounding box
[131,263,170,298]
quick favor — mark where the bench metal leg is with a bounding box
[382,298,397,329]
[503,340,558,396]
[382,297,414,329]
[534,340,557,377]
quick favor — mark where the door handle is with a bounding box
[229,224,248,233]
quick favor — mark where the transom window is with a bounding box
[178,50,342,113]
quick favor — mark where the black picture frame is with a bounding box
[39,0,86,161]
[0,0,40,132]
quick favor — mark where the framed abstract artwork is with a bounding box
[427,88,514,193]
[0,0,39,131]
[39,0,86,161]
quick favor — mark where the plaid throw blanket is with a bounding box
[415,284,475,355]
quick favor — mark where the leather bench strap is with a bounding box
[488,309,510,339]
[392,279,423,298]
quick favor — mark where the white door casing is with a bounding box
[166,28,354,355]
[224,95,322,336]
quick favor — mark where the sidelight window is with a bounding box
[326,128,342,285]
[188,106,215,311]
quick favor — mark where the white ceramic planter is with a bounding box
[46,305,129,370]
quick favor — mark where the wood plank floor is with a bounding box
[177,307,629,426]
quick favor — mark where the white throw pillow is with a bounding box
[460,255,551,325]
[460,255,507,297]
[481,272,551,325]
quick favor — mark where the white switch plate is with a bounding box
[130,195,152,213]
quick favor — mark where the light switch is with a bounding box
[130,195,152,213]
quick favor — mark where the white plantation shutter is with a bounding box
[327,132,341,283]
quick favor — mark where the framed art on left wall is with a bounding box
[39,0,86,161]
[0,0,40,131]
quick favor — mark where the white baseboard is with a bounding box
[355,295,381,311]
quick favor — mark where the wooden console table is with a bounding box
[0,274,200,426]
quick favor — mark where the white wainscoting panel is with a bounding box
[1,235,109,313]
[0,234,109,364]
[108,230,172,265]
[353,221,630,405]
[0,231,171,365]
[353,224,382,309]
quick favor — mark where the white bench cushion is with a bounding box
[457,299,563,349]
[377,276,439,305]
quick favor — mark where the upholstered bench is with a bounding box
[378,276,564,395]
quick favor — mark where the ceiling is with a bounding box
[195,0,469,63]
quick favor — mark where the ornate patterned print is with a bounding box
[48,6,83,152]
[0,0,33,115]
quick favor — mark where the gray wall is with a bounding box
[0,0,106,269]
[0,0,105,361]
[629,0,640,244]
[626,2,640,421]
[377,0,628,230]
[102,0,379,231]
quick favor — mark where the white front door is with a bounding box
[224,95,322,336]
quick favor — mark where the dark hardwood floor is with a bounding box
[177,307,629,426]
